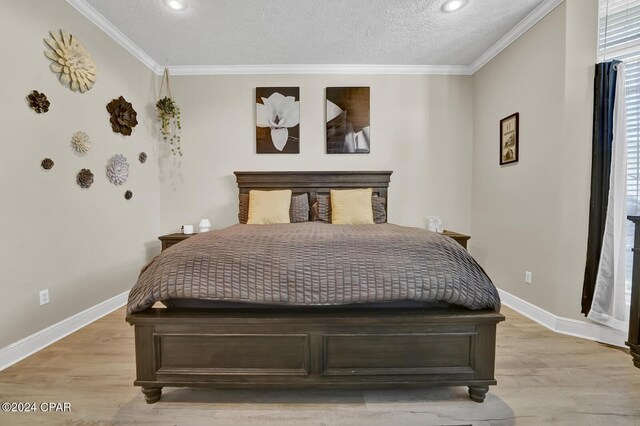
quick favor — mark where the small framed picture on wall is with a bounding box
[500,112,519,165]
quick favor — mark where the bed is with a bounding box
[126,171,504,404]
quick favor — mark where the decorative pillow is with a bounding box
[290,193,310,223]
[372,196,387,224]
[247,190,292,224]
[312,194,386,224]
[330,188,374,225]
[238,194,249,224]
[240,193,309,224]
[312,194,331,223]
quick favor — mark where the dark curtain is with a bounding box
[582,60,621,315]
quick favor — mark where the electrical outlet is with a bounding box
[39,289,50,305]
[525,271,532,285]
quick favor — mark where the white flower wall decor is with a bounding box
[44,30,97,93]
[106,154,129,185]
[71,131,91,154]
[256,88,300,153]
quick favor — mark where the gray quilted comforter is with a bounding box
[127,223,500,314]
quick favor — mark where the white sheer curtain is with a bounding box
[589,62,629,331]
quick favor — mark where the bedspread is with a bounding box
[127,223,500,314]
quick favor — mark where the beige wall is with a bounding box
[1,0,601,350]
[159,75,474,233]
[0,0,160,347]
[471,0,598,320]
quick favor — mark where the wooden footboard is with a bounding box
[126,306,504,404]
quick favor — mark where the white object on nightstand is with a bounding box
[199,218,212,233]
[182,224,194,234]
[427,216,443,233]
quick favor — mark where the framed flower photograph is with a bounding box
[500,112,519,165]
[326,87,370,154]
[256,87,300,154]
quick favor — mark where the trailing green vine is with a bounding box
[156,96,182,156]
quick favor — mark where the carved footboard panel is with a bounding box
[126,307,504,403]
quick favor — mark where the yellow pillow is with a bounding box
[247,190,292,224]
[331,188,374,225]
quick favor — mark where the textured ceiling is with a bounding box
[82,0,546,66]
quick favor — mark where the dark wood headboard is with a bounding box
[234,171,393,212]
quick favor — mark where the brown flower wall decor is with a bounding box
[124,190,133,200]
[77,168,94,188]
[27,90,50,113]
[41,158,54,170]
[139,152,147,164]
[106,96,138,136]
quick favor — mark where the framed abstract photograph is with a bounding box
[500,112,519,165]
[326,87,370,154]
[256,87,300,153]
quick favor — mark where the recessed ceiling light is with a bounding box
[165,0,187,11]
[441,0,468,13]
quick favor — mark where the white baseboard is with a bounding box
[0,290,129,371]
[498,288,628,347]
[0,288,627,371]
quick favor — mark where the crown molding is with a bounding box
[470,0,564,73]
[167,64,473,76]
[65,0,162,74]
[66,0,562,76]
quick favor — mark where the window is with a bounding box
[598,0,640,304]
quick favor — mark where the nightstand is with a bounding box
[441,230,470,249]
[158,232,197,251]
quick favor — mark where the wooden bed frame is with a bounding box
[126,171,505,404]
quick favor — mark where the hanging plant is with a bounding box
[156,68,182,156]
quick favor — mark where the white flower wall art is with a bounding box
[44,30,97,93]
[256,88,300,153]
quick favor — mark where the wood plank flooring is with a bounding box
[0,306,639,425]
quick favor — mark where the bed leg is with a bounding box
[141,386,162,404]
[468,386,488,403]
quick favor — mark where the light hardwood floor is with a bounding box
[0,306,639,426]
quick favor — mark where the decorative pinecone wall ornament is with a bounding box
[106,96,138,136]
[77,168,94,188]
[71,131,91,154]
[27,91,50,113]
[41,158,54,170]
[44,30,97,93]
[106,154,129,185]
[138,152,147,164]
[124,190,133,200]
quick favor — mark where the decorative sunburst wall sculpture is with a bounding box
[71,131,91,154]
[44,30,97,93]
[106,154,129,185]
